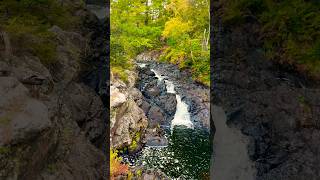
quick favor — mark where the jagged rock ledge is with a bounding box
[0,3,107,180]
[212,5,320,179]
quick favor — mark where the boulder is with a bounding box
[147,106,165,128]
[8,56,54,96]
[145,136,168,147]
[66,83,106,146]
[140,100,151,114]
[130,87,143,101]
[144,126,167,147]
[0,77,51,145]
[111,100,148,149]
[144,86,161,98]
[157,94,177,116]
[110,85,127,108]
[49,26,84,83]
[0,61,10,76]
[0,5,108,179]
[39,135,106,180]
[141,169,169,180]
[140,67,155,76]
[125,70,138,88]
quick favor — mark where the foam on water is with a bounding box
[137,63,147,68]
[151,69,193,130]
[171,94,193,129]
[151,69,165,82]
[165,80,175,93]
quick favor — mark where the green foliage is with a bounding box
[128,131,141,151]
[46,163,57,174]
[111,0,165,78]
[111,66,130,83]
[160,0,210,86]
[4,15,58,65]
[0,0,81,65]
[223,0,320,77]
[136,169,142,177]
[298,95,306,104]
[111,0,210,86]
[128,140,138,151]
[0,115,11,125]
[0,0,81,29]
[0,146,10,155]
[162,17,191,38]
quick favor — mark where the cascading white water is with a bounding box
[124,64,211,179]
[170,94,193,129]
[151,69,193,130]
[152,69,165,82]
[164,80,175,93]
[137,63,147,68]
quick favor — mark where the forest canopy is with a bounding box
[111,0,210,86]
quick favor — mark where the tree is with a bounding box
[110,0,210,86]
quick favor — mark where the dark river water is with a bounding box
[124,126,212,179]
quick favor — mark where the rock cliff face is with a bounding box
[212,3,320,179]
[0,4,107,180]
[110,70,148,150]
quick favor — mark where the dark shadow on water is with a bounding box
[125,125,212,179]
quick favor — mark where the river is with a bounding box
[86,2,256,178]
[122,61,212,179]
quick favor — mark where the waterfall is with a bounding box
[151,69,193,130]
[125,62,211,179]
[137,63,146,68]
[151,69,165,82]
[170,93,193,129]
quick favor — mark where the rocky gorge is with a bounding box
[0,0,108,179]
[211,2,320,179]
[110,52,212,179]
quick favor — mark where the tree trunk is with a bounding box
[202,28,208,51]
[145,0,149,25]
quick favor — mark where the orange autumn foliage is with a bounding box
[110,149,129,179]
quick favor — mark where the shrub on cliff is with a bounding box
[222,0,320,78]
[0,0,82,65]
[110,149,129,179]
